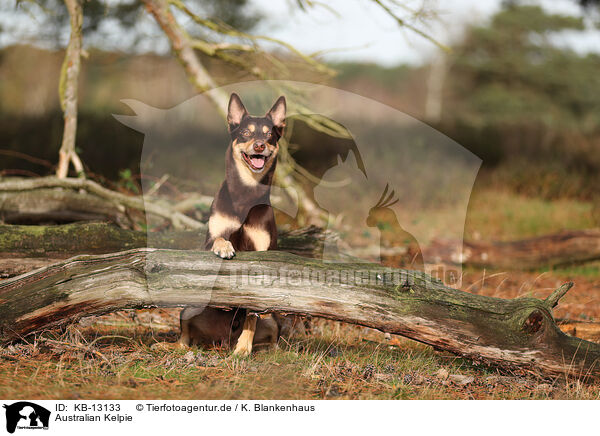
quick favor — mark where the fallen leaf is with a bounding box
[449,374,475,386]
[183,351,195,364]
[436,368,449,380]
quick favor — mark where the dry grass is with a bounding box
[0,311,598,400]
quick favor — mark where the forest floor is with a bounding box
[0,188,598,400]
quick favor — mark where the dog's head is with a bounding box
[227,93,286,178]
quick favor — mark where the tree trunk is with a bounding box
[57,0,85,179]
[428,229,600,270]
[0,249,598,379]
[425,52,446,123]
[141,0,229,114]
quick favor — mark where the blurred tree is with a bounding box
[2,0,266,178]
[441,3,600,200]
[579,0,600,7]
[449,4,600,132]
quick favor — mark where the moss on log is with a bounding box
[0,223,328,259]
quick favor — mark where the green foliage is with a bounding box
[544,261,600,279]
[331,62,412,88]
[450,5,600,131]
[118,168,139,194]
[194,0,262,33]
[440,4,600,199]
[2,0,138,46]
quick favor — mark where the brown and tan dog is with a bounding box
[179,93,287,355]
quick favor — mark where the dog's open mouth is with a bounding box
[242,152,269,172]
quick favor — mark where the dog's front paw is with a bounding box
[212,237,235,259]
[233,340,252,356]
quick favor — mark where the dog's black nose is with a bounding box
[253,142,265,152]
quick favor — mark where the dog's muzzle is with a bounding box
[242,152,270,172]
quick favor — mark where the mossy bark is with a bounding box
[0,249,598,379]
[0,223,327,258]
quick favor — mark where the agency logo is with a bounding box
[115,80,480,310]
[2,402,50,434]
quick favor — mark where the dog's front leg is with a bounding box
[233,313,258,356]
[206,212,240,259]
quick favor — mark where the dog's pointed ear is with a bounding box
[227,93,248,132]
[266,96,286,129]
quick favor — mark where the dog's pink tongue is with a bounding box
[251,157,265,169]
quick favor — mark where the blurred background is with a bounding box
[1,0,599,219]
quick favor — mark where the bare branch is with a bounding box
[168,0,336,76]
[372,0,449,51]
[141,0,229,115]
[546,282,574,309]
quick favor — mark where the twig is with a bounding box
[146,174,170,197]
[0,149,54,169]
[168,0,335,76]
[372,0,449,51]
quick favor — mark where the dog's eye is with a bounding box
[242,129,251,137]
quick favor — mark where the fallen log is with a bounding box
[5,222,599,271]
[0,258,58,279]
[0,188,132,227]
[427,229,600,270]
[0,249,598,379]
[0,176,203,230]
[556,319,600,343]
[0,223,329,260]
[0,222,203,257]
[0,223,331,277]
